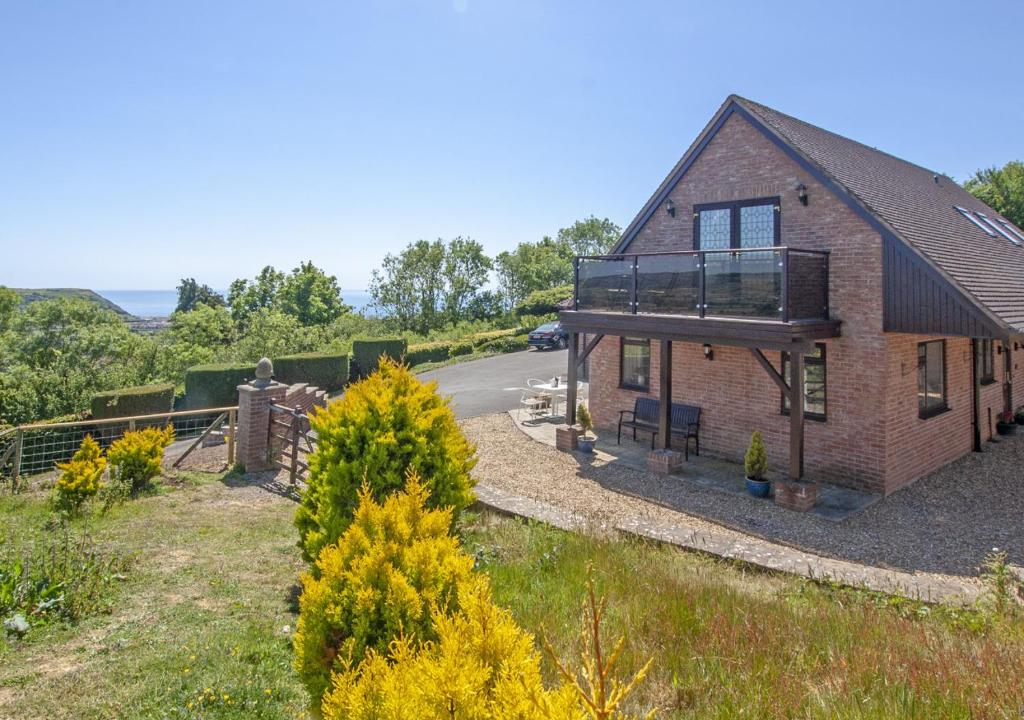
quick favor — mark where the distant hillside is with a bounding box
[13,288,134,318]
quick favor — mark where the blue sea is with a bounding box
[97,289,372,318]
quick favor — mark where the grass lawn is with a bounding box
[1,471,1022,719]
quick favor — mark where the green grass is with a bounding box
[1,475,1022,719]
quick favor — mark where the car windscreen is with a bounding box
[533,323,558,332]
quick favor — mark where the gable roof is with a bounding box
[614,95,1024,337]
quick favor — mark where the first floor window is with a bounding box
[620,337,650,391]
[918,340,947,418]
[978,339,995,384]
[781,343,827,421]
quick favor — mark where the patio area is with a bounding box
[512,412,878,521]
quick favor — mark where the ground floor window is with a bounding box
[619,337,650,391]
[781,343,826,421]
[978,339,995,384]
[918,340,947,418]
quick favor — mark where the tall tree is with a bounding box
[494,236,575,310]
[227,266,285,325]
[0,286,19,333]
[175,278,225,313]
[964,161,1024,229]
[276,261,350,327]
[555,215,621,257]
[370,240,446,333]
[441,237,492,323]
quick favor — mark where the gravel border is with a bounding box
[462,412,1022,584]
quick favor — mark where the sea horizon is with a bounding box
[97,288,372,318]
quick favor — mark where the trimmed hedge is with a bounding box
[351,338,407,379]
[184,363,253,409]
[405,341,453,367]
[91,383,175,420]
[477,334,529,354]
[275,352,350,392]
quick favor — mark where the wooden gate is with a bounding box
[268,404,317,485]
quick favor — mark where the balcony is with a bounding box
[561,247,839,350]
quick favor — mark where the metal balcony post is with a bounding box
[698,250,706,318]
[573,257,580,311]
[631,256,639,314]
[780,248,789,323]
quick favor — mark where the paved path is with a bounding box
[419,349,569,419]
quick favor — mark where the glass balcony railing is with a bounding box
[574,247,829,322]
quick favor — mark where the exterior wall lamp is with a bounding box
[665,198,675,217]
[796,183,809,206]
[702,343,714,361]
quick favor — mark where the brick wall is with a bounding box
[587,111,889,493]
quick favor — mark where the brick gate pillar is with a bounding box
[235,358,287,472]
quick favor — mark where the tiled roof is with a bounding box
[733,96,1024,333]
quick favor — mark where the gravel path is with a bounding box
[462,413,1022,581]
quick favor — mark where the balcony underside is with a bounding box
[559,310,841,352]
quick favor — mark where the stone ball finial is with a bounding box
[253,357,274,387]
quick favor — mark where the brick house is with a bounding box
[558,95,1024,497]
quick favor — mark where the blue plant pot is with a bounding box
[745,477,771,498]
[578,437,596,453]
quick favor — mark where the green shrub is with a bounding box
[478,333,529,354]
[296,358,476,564]
[183,362,253,408]
[405,340,453,366]
[107,426,175,493]
[273,352,349,392]
[90,383,175,420]
[744,430,768,480]
[469,328,518,348]
[293,475,475,708]
[52,436,107,515]
[350,338,407,379]
[449,340,474,357]
[513,284,573,316]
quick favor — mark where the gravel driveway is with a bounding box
[462,413,1023,578]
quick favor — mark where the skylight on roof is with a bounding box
[955,206,996,236]
[998,219,1024,246]
[977,212,1023,246]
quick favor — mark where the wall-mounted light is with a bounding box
[665,198,675,217]
[702,343,714,361]
[796,183,808,206]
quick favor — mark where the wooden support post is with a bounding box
[11,430,23,488]
[788,350,804,480]
[289,409,301,486]
[227,408,236,465]
[566,332,579,426]
[658,339,672,450]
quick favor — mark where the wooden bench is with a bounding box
[617,397,701,459]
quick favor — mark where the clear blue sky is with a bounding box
[2,0,1022,291]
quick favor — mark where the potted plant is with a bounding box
[996,410,1017,436]
[576,402,596,453]
[744,431,771,498]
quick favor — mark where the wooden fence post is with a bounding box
[227,409,236,466]
[11,430,23,489]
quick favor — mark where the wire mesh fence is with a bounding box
[0,407,237,490]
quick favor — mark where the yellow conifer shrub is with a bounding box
[296,357,477,564]
[106,425,175,492]
[321,578,582,720]
[293,474,475,708]
[53,435,107,513]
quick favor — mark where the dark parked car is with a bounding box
[527,322,569,350]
